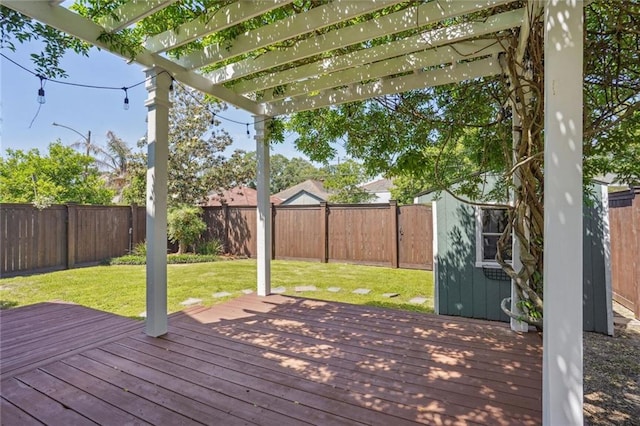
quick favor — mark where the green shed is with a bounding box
[415,183,613,335]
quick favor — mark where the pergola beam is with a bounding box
[176,0,404,71]
[144,0,295,54]
[267,56,501,115]
[230,8,523,94]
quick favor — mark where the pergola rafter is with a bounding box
[175,0,407,71]
[144,0,297,54]
[99,0,180,33]
[3,1,587,424]
[8,0,525,116]
[206,2,522,90]
[256,39,507,103]
[267,56,502,115]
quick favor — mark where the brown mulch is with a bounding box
[583,304,640,425]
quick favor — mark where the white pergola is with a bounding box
[5,1,585,424]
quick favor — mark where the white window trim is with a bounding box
[474,206,512,269]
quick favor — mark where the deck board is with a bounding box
[173,301,541,420]
[1,296,542,425]
[0,303,143,380]
[0,397,43,426]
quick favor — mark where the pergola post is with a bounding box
[543,1,584,424]
[144,68,172,337]
[255,115,271,296]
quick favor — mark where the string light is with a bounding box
[37,75,46,104]
[122,87,129,110]
[2,52,272,132]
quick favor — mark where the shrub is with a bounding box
[132,241,147,256]
[167,254,217,264]
[167,206,207,254]
[106,254,217,265]
[108,255,146,265]
[195,238,224,256]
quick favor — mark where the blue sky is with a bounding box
[1,39,316,160]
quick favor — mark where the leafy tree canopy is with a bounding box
[0,141,113,206]
[322,159,374,204]
[122,84,253,206]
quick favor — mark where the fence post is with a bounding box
[271,203,276,260]
[223,203,230,254]
[634,194,640,320]
[390,200,399,268]
[320,202,328,263]
[66,204,77,269]
[130,204,138,252]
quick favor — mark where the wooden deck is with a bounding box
[0,295,542,425]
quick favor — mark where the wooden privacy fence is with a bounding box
[1,202,433,276]
[203,202,433,269]
[609,188,640,320]
[1,204,145,276]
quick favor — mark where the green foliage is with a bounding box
[167,205,207,254]
[269,154,325,194]
[107,255,147,265]
[106,253,218,265]
[167,85,234,205]
[0,6,90,79]
[167,253,217,264]
[131,241,147,256]
[123,85,253,206]
[390,175,432,205]
[582,1,640,186]
[195,238,224,256]
[121,152,147,205]
[322,159,375,204]
[0,141,113,206]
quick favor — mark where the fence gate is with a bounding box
[398,204,433,270]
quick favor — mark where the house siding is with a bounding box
[282,192,324,205]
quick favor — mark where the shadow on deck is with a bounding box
[0,294,542,425]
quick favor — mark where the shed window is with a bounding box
[476,208,511,267]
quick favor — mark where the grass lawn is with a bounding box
[0,260,433,318]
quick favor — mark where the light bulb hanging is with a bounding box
[36,75,46,104]
[169,77,174,92]
[122,87,129,110]
[210,112,216,125]
[246,123,250,138]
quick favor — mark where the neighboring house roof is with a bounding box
[273,179,330,202]
[361,178,394,193]
[205,186,282,206]
[283,190,326,205]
